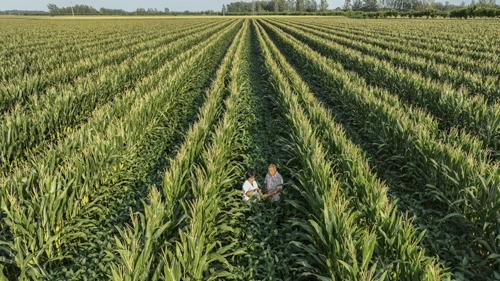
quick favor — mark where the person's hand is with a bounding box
[262,190,278,199]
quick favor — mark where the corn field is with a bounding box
[0,16,498,281]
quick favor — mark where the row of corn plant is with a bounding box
[288,18,499,77]
[255,20,447,281]
[0,20,139,62]
[0,20,143,51]
[52,21,242,280]
[229,22,300,280]
[0,23,166,82]
[0,21,234,182]
[0,19,216,81]
[254,20,397,280]
[263,20,488,165]
[0,20,221,115]
[0,21,241,280]
[267,19,500,159]
[325,18,500,58]
[0,20,224,115]
[50,22,242,280]
[261,20,499,280]
[280,19,499,103]
[0,21,236,253]
[0,23,124,79]
[158,21,252,281]
[297,19,500,101]
[258,19,450,279]
[110,21,247,281]
[0,20,234,174]
[303,19,500,74]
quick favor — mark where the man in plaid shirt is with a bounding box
[263,163,284,202]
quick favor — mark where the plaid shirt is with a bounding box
[264,172,283,201]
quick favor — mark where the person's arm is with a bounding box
[245,189,257,197]
[274,174,284,194]
[243,182,252,197]
[274,185,283,195]
[244,184,260,197]
[261,192,273,199]
[262,186,281,199]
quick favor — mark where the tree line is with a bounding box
[222,0,499,17]
[223,1,329,13]
[45,4,217,16]
[2,2,493,18]
[223,0,497,13]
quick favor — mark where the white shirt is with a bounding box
[242,180,259,201]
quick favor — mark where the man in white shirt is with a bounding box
[243,170,260,202]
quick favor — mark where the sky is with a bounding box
[0,0,491,12]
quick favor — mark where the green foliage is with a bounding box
[0,16,498,281]
[259,17,499,280]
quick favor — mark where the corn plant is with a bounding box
[281,19,499,103]
[296,18,500,76]
[0,20,235,175]
[0,20,241,280]
[0,20,221,115]
[267,19,500,159]
[255,20,394,281]
[160,21,252,280]
[110,20,247,281]
[0,15,498,281]
[261,18,499,280]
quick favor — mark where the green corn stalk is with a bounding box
[257,19,449,280]
[110,20,246,281]
[160,20,251,281]
[267,19,499,159]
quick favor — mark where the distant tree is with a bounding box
[478,0,496,6]
[164,8,170,13]
[344,0,352,9]
[320,0,329,10]
[222,4,227,15]
[47,3,59,15]
[363,0,378,9]
[305,0,318,11]
[48,4,98,15]
[274,0,280,11]
[273,0,286,11]
[100,7,127,15]
[352,0,363,9]
[257,1,264,12]
[279,0,287,11]
[286,0,297,11]
[296,0,305,11]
